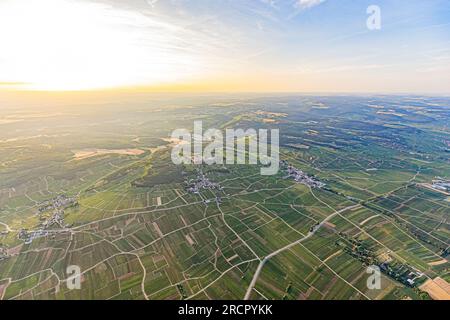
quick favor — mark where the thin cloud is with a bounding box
[294,0,326,10]
[288,0,326,20]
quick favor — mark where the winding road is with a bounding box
[244,204,360,300]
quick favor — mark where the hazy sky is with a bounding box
[0,0,449,93]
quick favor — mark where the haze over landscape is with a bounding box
[1,0,450,93]
[0,0,449,303]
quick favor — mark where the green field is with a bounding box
[1,95,449,300]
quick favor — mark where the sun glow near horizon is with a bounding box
[0,0,207,91]
[1,0,449,94]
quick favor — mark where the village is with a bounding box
[185,170,223,194]
[18,229,50,245]
[38,194,78,214]
[281,160,325,189]
[37,194,77,228]
[0,245,7,261]
[16,195,78,245]
[431,179,450,193]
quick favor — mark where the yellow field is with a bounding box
[419,277,450,300]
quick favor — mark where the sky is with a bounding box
[0,0,449,93]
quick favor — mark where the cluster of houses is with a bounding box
[342,233,424,289]
[41,210,66,229]
[37,194,77,229]
[379,262,424,287]
[18,229,49,245]
[431,179,450,192]
[281,160,325,189]
[0,245,8,261]
[38,195,77,214]
[186,171,223,194]
[15,195,78,245]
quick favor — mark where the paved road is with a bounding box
[244,204,360,300]
[0,221,13,232]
